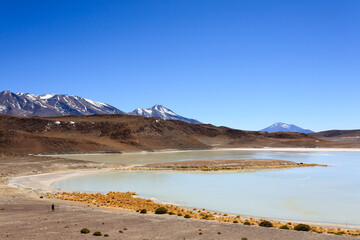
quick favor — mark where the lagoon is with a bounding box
[52,150,360,226]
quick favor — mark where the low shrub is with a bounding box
[243,221,251,225]
[233,220,239,223]
[201,214,211,220]
[104,234,109,237]
[80,228,90,234]
[259,220,273,227]
[168,212,175,215]
[155,207,168,214]
[184,214,191,218]
[280,225,290,230]
[93,231,102,236]
[177,213,182,216]
[294,224,310,231]
[241,238,248,240]
[140,209,147,214]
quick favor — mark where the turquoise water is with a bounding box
[53,150,360,225]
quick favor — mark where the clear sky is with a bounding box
[1,0,359,131]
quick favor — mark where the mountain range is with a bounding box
[261,122,314,134]
[0,91,201,124]
[0,90,124,117]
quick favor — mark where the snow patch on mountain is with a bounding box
[0,105,6,112]
[39,94,55,100]
[84,98,109,108]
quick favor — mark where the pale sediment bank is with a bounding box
[133,158,327,171]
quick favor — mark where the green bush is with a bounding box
[280,225,290,230]
[184,214,191,218]
[177,213,182,216]
[259,220,273,227]
[241,238,248,240]
[140,209,147,214]
[168,212,175,215]
[93,231,102,236]
[294,224,310,231]
[243,221,251,225]
[233,220,239,223]
[80,228,90,234]
[155,207,168,214]
[104,234,109,237]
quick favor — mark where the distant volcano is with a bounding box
[261,122,314,133]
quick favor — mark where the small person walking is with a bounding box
[51,203,55,211]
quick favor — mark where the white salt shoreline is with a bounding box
[9,169,112,192]
[41,147,360,158]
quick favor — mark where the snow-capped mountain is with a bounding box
[260,122,314,133]
[129,105,202,124]
[0,90,125,117]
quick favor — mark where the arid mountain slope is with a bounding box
[0,114,338,154]
[311,130,360,147]
[312,129,360,138]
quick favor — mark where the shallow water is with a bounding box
[53,150,360,225]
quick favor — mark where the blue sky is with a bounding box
[1,0,359,131]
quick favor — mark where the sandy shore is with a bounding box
[1,152,359,239]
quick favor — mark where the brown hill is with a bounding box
[311,129,360,147]
[311,129,360,138]
[0,114,339,154]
